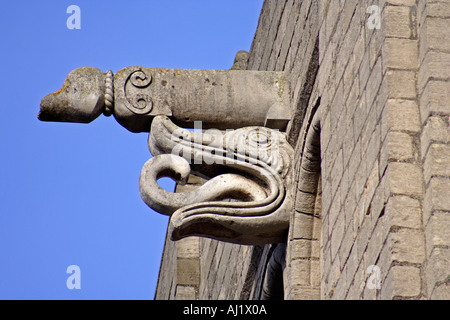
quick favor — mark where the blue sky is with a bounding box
[0,0,262,300]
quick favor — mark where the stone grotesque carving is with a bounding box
[38,56,294,245]
[140,116,294,244]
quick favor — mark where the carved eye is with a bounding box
[247,128,272,149]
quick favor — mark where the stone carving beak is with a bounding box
[38,67,106,123]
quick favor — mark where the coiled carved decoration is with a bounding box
[139,116,294,245]
[125,69,153,115]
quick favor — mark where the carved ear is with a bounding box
[38,67,106,123]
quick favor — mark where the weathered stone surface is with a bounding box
[387,195,422,229]
[386,266,422,298]
[158,0,449,300]
[230,50,250,70]
[39,66,291,132]
[38,67,106,123]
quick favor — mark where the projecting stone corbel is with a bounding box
[38,58,294,245]
[39,65,291,132]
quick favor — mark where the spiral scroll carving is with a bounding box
[124,69,153,115]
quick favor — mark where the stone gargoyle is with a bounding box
[38,56,294,245]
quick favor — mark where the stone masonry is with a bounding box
[155,0,449,300]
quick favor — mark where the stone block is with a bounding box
[175,285,197,300]
[418,51,450,93]
[419,17,450,63]
[386,266,422,298]
[424,177,450,223]
[289,285,321,300]
[425,212,450,255]
[292,211,314,240]
[419,80,450,124]
[177,237,200,259]
[427,2,450,18]
[386,99,421,133]
[289,259,312,287]
[425,247,450,299]
[386,131,415,161]
[424,144,450,183]
[389,162,423,196]
[177,258,200,286]
[295,191,318,215]
[387,195,422,229]
[290,239,320,259]
[387,70,417,99]
[385,38,418,69]
[389,228,425,264]
[385,5,413,39]
[420,116,450,157]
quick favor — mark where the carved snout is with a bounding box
[38,67,106,123]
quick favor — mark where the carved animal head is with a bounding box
[38,67,107,123]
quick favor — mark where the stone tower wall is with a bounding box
[155,0,449,300]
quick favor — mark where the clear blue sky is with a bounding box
[0,0,263,300]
